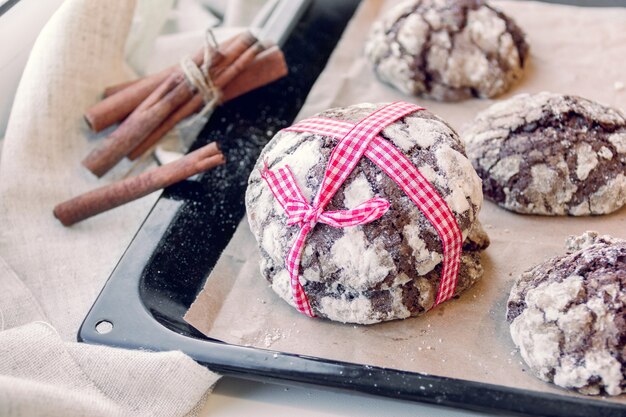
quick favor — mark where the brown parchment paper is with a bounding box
[185,0,626,405]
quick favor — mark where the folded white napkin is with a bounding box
[0,0,222,415]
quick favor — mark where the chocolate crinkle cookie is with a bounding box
[365,0,528,101]
[466,92,626,215]
[246,103,489,324]
[507,231,626,396]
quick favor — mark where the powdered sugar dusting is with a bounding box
[404,223,443,275]
[329,228,396,290]
[343,173,374,208]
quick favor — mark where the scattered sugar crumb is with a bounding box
[614,81,625,91]
[263,328,287,347]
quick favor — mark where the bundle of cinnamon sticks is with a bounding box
[54,31,288,226]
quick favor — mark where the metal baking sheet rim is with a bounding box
[78,200,625,417]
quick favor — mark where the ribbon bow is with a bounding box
[263,166,390,229]
[261,165,390,317]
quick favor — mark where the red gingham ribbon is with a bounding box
[261,102,462,317]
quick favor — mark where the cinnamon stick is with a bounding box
[221,46,287,102]
[84,32,254,133]
[84,49,209,133]
[54,142,224,226]
[128,46,287,160]
[82,72,194,177]
[82,33,260,177]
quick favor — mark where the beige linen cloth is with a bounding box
[0,0,225,415]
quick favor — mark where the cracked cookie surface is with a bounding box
[465,92,626,215]
[365,0,528,101]
[507,231,626,396]
[246,103,488,324]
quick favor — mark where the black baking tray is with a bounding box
[78,1,626,416]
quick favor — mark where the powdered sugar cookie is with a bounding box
[466,92,626,215]
[246,103,488,323]
[507,232,626,396]
[365,0,528,101]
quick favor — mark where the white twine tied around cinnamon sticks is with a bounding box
[179,30,221,122]
[80,31,278,178]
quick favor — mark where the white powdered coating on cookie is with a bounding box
[404,223,443,275]
[319,295,376,324]
[434,145,482,222]
[389,286,412,319]
[575,143,598,181]
[252,184,282,234]
[271,270,297,309]
[302,262,321,283]
[499,32,520,71]
[383,123,413,152]
[391,272,412,287]
[317,282,413,324]
[522,163,577,214]
[262,222,284,261]
[444,42,490,90]
[565,231,621,252]
[416,276,435,307]
[445,187,472,220]
[397,13,428,55]
[490,155,522,182]
[476,146,501,173]
[525,275,584,321]
[598,146,613,160]
[555,351,623,396]
[589,173,626,214]
[510,308,560,381]
[529,164,559,194]
[608,132,626,153]
[265,130,302,162]
[329,228,396,290]
[274,139,323,201]
[382,115,446,152]
[417,164,446,186]
[406,117,444,149]
[344,173,374,209]
[568,200,591,216]
[382,1,414,28]
[467,7,505,54]
[377,57,417,96]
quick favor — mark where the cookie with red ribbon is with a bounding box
[246,102,489,324]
